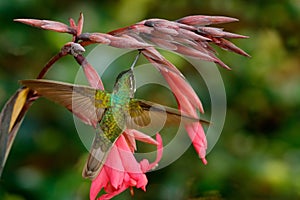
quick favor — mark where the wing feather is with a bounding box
[127,99,209,129]
[20,79,110,127]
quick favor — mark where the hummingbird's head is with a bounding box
[113,68,135,98]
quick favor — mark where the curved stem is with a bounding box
[36,52,67,79]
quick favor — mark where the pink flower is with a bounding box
[142,47,207,164]
[90,131,163,200]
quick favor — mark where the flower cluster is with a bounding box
[0,13,248,199]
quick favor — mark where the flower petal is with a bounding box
[98,185,127,200]
[104,146,125,189]
[146,133,163,171]
[75,55,104,90]
[177,15,239,26]
[90,168,109,200]
[126,129,158,145]
[14,19,75,34]
[185,122,207,164]
[77,12,84,36]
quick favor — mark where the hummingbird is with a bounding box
[20,54,209,180]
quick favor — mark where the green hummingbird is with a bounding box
[20,55,209,180]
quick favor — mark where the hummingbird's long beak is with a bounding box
[130,51,141,70]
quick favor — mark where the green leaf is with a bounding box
[0,87,31,177]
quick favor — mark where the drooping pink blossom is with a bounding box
[142,47,207,164]
[90,132,163,200]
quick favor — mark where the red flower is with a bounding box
[90,131,163,200]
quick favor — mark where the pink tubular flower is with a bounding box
[90,131,163,200]
[142,47,207,164]
[162,70,207,164]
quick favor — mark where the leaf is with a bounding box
[0,87,31,176]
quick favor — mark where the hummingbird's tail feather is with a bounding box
[82,127,114,180]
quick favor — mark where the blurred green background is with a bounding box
[1,0,300,199]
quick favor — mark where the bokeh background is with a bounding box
[1,0,300,199]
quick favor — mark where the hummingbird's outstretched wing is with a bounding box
[127,99,210,129]
[20,79,110,127]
